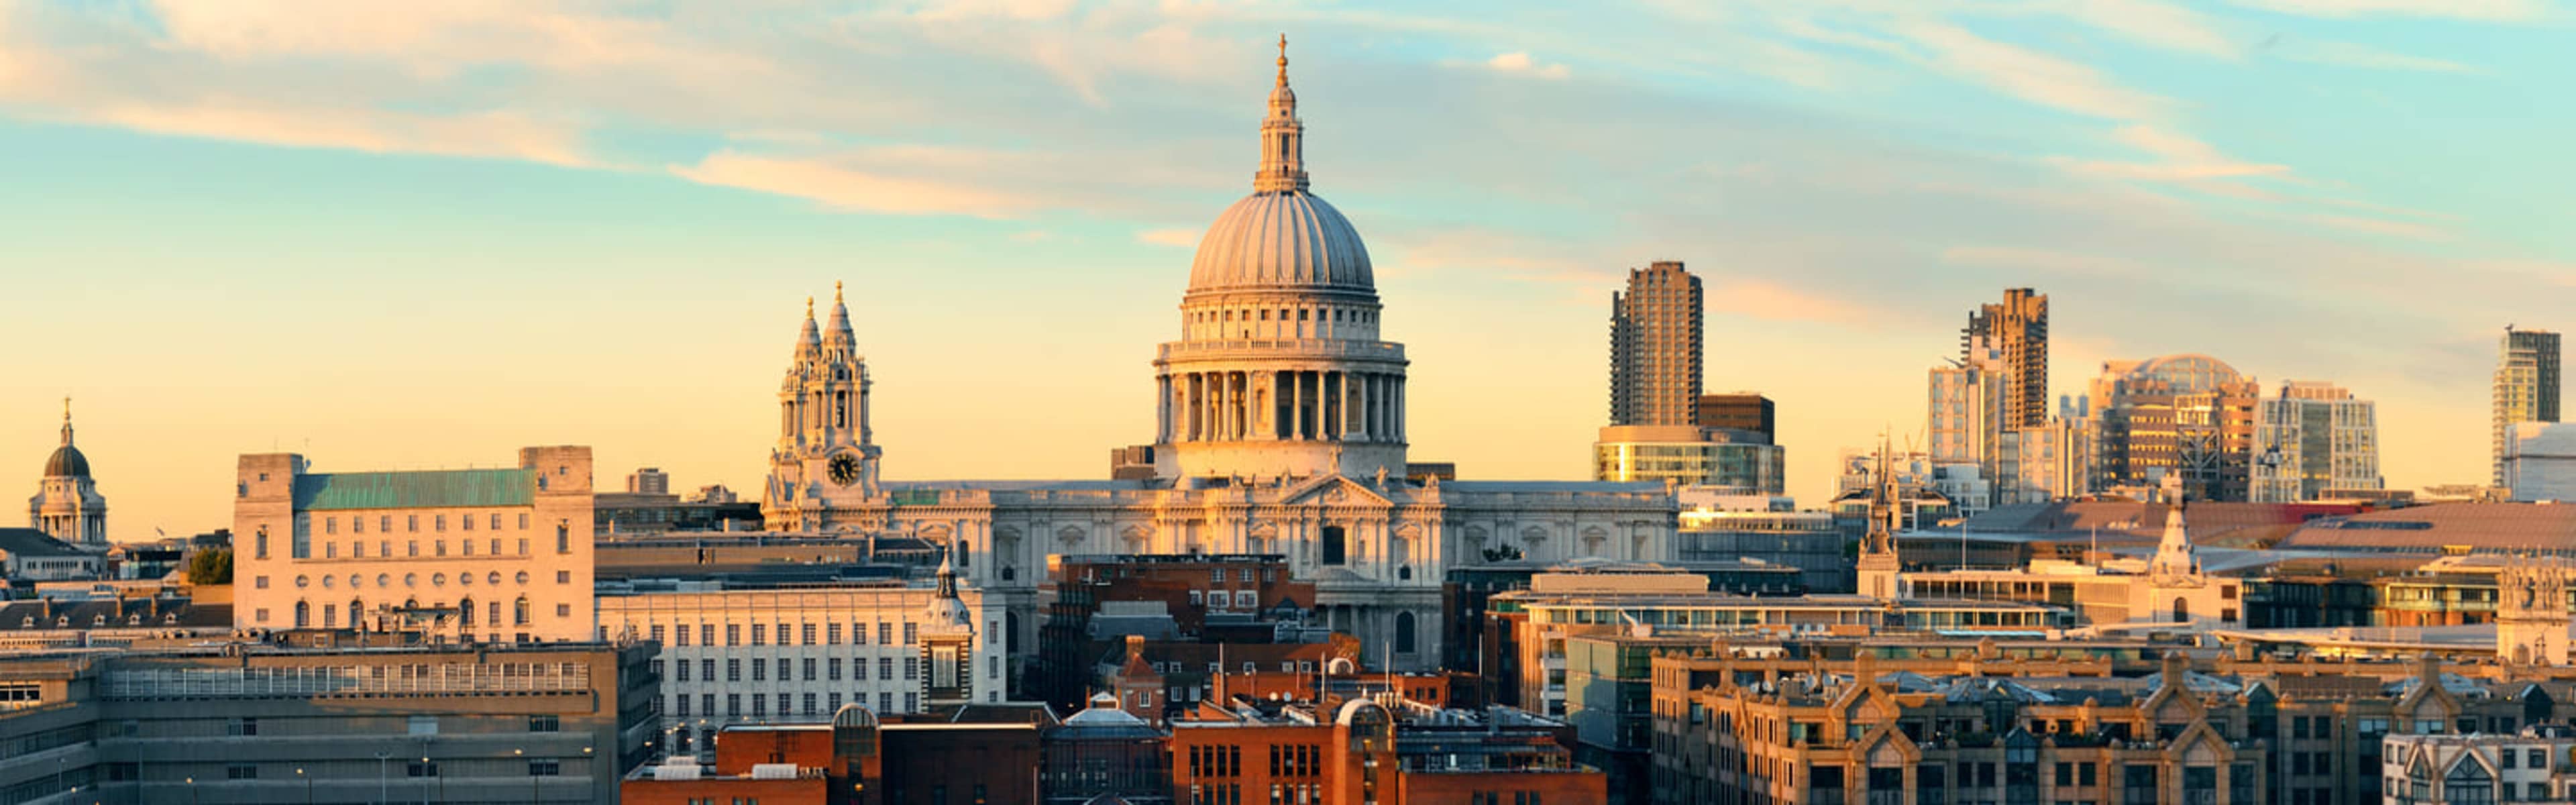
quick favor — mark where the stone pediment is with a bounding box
[1277,474,1394,508]
[1860,725,1916,765]
[2162,721,2231,765]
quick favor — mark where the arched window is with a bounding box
[350,598,364,631]
[2174,598,2190,623]
[957,539,970,568]
[515,596,531,626]
[459,596,475,627]
[293,600,310,629]
[557,523,570,553]
[1395,611,1417,655]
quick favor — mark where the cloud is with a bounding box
[1136,227,1199,247]
[2049,125,2291,184]
[670,150,1040,218]
[2062,0,2241,58]
[2228,0,2547,19]
[1889,20,2171,120]
[1485,51,1570,79]
[2274,40,2483,74]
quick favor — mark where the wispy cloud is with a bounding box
[2274,40,2483,74]
[1485,51,1570,79]
[2049,124,2290,186]
[1136,227,1198,247]
[1888,20,2170,120]
[2229,0,2548,20]
[670,150,1038,218]
[1706,279,1880,326]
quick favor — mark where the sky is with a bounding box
[3,0,2571,541]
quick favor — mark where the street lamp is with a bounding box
[517,748,537,804]
[375,751,392,805]
[297,767,311,805]
[184,776,198,805]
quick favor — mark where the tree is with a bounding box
[187,548,233,585]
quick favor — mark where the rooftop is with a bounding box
[294,468,536,511]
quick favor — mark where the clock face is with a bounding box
[828,453,861,486]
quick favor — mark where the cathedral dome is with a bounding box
[1186,191,1373,293]
[43,444,88,478]
[1184,34,1373,297]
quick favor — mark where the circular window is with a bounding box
[294,575,309,588]
[460,573,474,587]
[377,574,392,588]
[404,573,418,588]
[488,572,502,586]
[321,576,335,589]
[516,572,530,585]
[432,573,446,587]
[350,574,362,588]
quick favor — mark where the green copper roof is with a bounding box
[294,468,536,511]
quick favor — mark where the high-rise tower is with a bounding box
[1964,288,2048,431]
[2496,326,2563,488]
[1151,36,1409,480]
[1607,262,1703,427]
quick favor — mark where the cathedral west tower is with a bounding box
[761,285,881,531]
[1153,36,1409,481]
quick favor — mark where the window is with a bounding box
[828,658,843,680]
[828,623,842,645]
[729,659,743,682]
[676,660,691,682]
[529,759,560,776]
[408,761,439,777]
[879,657,894,680]
[752,624,766,645]
[528,714,559,733]
[702,625,716,646]
[380,515,392,532]
[435,515,446,532]
[556,604,570,617]
[325,517,337,535]
[462,539,473,556]
[753,658,767,682]
[409,540,420,557]
[557,523,570,553]
[557,570,571,584]
[726,694,740,716]
[462,513,474,531]
[804,657,817,680]
[491,514,502,530]
[408,515,419,532]
[700,659,714,682]
[904,623,918,645]
[227,763,258,780]
[516,571,530,584]
[255,576,270,590]
[519,538,529,555]
[1320,526,1347,565]
[513,596,529,625]
[354,517,365,535]
[752,694,767,717]
[878,623,892,644]
[904,657,918,680]
[226,718,258,737]
[803,623,817,645]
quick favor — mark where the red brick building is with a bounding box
[625,704,1041,805]
[1169,694,1605,805]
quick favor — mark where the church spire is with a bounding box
[796,297,820,357]
[1254,34,1309,194]
[824,280,855,349]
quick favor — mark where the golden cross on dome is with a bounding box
[1277,34,1289,84]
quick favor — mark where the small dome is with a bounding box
[1187,191,1373,294]
[44,445,89,478]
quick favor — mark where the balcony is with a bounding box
[1157,339,1407,363]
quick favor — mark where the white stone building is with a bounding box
[2506,421,2576,502]
[2383,727,2576,804]
[598,559,994,753]
[232,445,597,643]
[755,42,1679,672]
[28,400,107,547]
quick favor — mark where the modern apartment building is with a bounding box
[0,640,655,804]
[1593,425,1785,494]
[2496,327,2565,488]
[2090,355,2260,501]
[2250,380,2383,503]
[233,446,598,643]
[1609,262,1703,427]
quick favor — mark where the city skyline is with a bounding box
[7,2,2573,538]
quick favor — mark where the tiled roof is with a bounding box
[294,468,535,511]
[0,528,88,557]
[2276,502,2576,551]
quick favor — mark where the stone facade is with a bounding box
[232,446,597,642]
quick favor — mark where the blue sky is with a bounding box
[2,0,2569,538]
